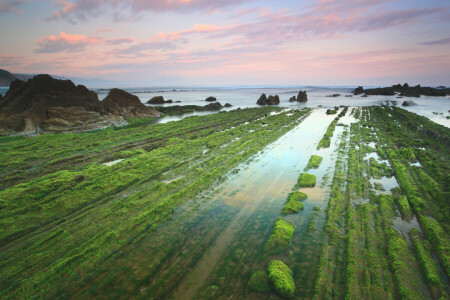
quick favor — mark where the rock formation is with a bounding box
[257,93,267,105]
[0,75,159,135]
[205,96,217,102]
[224,103,232,107]
[257,93,279,105]
[355,84,449,97]
[289,96,296,102]
[147,96,169,104]
[402,100,417,106]
[297,91,308,102]
[103,88,160,118]
[152,102,224,115]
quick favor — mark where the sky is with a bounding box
[0,0,449,86]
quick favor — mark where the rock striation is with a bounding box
[0,75,160,135]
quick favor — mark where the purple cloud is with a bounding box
[0,0,28,14]
[420,37,450,46]
[48,0,252,23]
[34,32,101,53]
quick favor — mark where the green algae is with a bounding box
[265,218,295,254]
[267,260,295,298]
[297,173,316,187]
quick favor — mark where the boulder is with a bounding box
[205,96,217,102]
[345,95,353,97]
[103,89,160,118]
[203,102,223,110]
[289,96,296,102]
[297,90,308,102]
[361,94,368,97]
[224,103,233,107]
[257,93,267,105]
[402,100,417,106]
[147,96,165,104]
[267,95,280,105]
[326,94,341,97]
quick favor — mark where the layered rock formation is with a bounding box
[0,75,160,135]
[257,93,280,105]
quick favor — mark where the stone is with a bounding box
[297,90,308,102]
[224,103,232,107]
[402,100,417,106]
[257,93,267,105]
[289,96,296,102]
[146,96,165,104]
[205,96,217,102]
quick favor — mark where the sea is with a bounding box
[1,85,449,127]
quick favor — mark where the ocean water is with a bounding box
[1,85,449,127]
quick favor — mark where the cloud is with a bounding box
[0,54,24,67]
[106,38,134,45]
[48,0,251,23]
[34,32,101,53]
[420,37,450,46]
[0,0,28,14]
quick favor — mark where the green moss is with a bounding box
[248,270,270,293]
[400,147,417,162]
[297,173,316,187]
[267,260,295,298]
[287,191,307,202]
[305,155,323,170]
[265,218,295,254]
[281,199,304,215]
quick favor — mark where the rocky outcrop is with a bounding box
[289,96,296,102]
[326,94,341,97]
[0,75,159,135]
[355,83,449,97]
[153,102,224,115]
[103,89,160,118]
[147,96,174,104]
[257,93,279,105]
[224,103,232,107]
[257,93,267,105]
[203,102,222,110]
[205,96,217,102]
[402,100,417,106]
[297,91,308,102]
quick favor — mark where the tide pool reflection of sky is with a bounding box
[0,0,449,86]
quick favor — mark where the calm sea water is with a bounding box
[1,85,449,127]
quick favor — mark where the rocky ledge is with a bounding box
[0,75,160,135]
[354,83,450,97]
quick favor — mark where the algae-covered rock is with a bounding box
[298,173,316,187]
[265,218,295,253]
[267,260,295,298]
[248,270,270,293]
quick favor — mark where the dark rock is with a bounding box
[326,94,341,97]
[437,86,446,89]
[103,89,160,118]
[224,103,232,107]
[289,96,296,102]
[0,75,159,135]
[203,102,223,110]
[402,100,417,106]
[297,90,308,102]
[257,93,267,105]
[175,101,181,103]
[345,95,353,97]
[74,175,85,182]
[205,96,217,102]
[147,96,165,104]
[267,95,280,105]
[354,86,364,95]
[326,109,337,115]
[361,94,368,97]
[396,96,403,98]
[166,99,173,103]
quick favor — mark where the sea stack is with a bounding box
[205,96,217,102]
[257,93,279,105]
[297,90,308,102]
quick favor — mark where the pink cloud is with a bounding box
[34,32,101,53]
[48,0,252,23]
